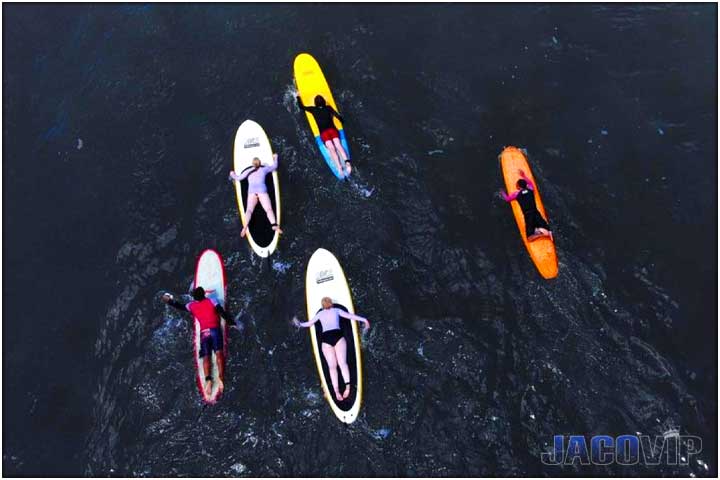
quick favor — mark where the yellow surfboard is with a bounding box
[293,53,350,179]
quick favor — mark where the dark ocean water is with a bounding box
[3,3,717,477]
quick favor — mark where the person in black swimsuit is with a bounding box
[293,297,370,401]
[501,169,553,241]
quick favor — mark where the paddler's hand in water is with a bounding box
[362,319,371,332]
[161,293,173,304]
[291,316,302,328]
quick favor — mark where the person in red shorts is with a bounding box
[162,287,234,396]
[297,94,352,177]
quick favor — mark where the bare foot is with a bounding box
[529,228,553,242]
[240,225,249,238]
[335,390,343,402]
[528,233,545,242]
[342,384,351,400]
[217,378,224,395]
[204,380,213,397]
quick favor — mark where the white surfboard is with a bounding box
[232,120,281,257]
[305,248,363,424]
[193,249,227,403]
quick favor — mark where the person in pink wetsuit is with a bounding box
[293,297,370,401]
[229,153,283,238]
[500,169,553,241]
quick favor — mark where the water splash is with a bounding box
[271,259,291,274]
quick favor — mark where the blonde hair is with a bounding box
[321,297,333,309]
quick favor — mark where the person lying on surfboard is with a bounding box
[292,297,369,401]
[296,94,352,177]
[229,153,283,238]
[161,287,234,396]
[500,169,553,241]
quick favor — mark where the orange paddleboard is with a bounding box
[499,146,558,279]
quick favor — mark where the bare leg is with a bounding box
[331,137,350,175]
[321,343,343,401]
[536,228,553,240]
[258,193,283,234]
[528,228,553,242]
[242,194,259,237]
[331,137,348,161]
[203,355,213,396]
[334,338,351,399]
[215,350,224,394]
[324,140,345,177]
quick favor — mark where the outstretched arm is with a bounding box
[329,106,344,123]
[167,299,189,312]
[518,170,535,190]
[293,312,321,328]
[265,153,279,172]
[337,309,370,329]
[162,294,190,313]
[501,190,520,202]
[215,304,235,326]
[229,169,252,182]
[296,96,312,112]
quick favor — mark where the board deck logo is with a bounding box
[244,137,261,149]
[316,269,334,284]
